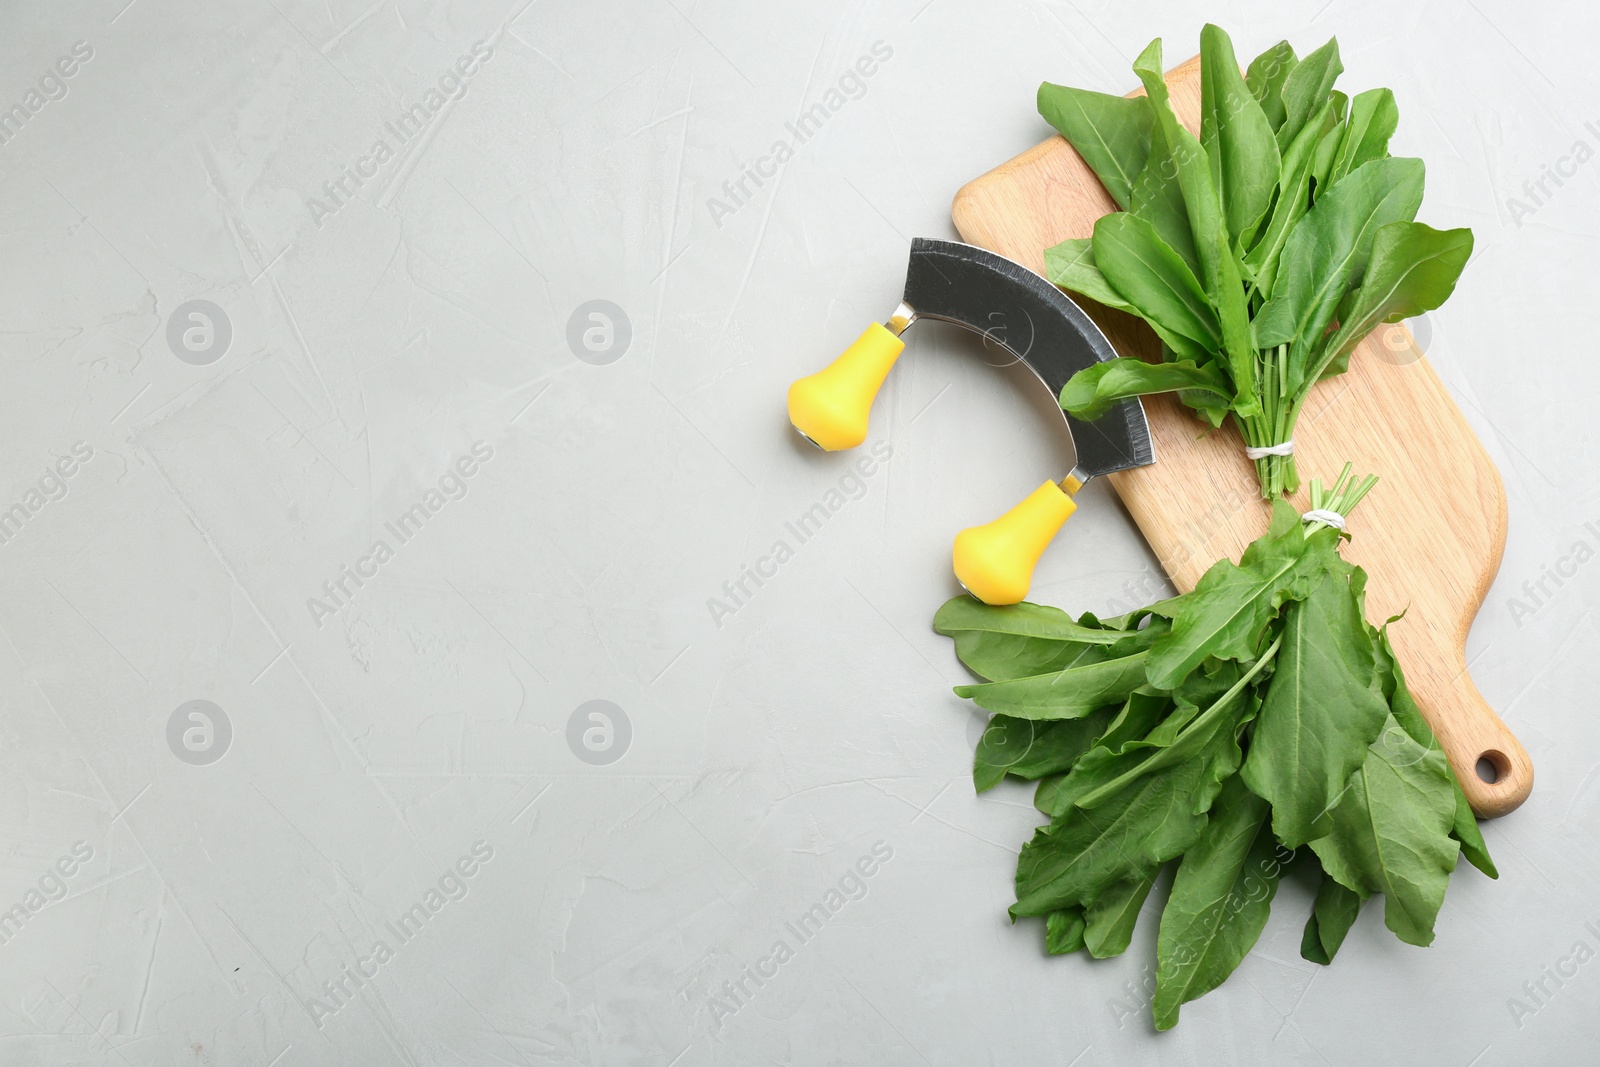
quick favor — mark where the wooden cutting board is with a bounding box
[951,56,1530,817]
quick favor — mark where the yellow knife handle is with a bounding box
[952,480,1078,605]
[787,322,906,451]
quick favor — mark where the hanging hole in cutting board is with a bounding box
[1476,750,1510,784]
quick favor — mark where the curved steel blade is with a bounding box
[902,237,1154,480]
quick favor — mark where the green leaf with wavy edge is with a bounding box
[1043,238,1139,315]
[1308,221,1473,386]
[1045,907,1087,954]
[1255,156,1426,391]
[1245,40,1298,131]
[1131,119,1202,277]
[1035,689,1175,816]
[1016,682,1256,918]
[1374,623,1497,878]
[1310,91,1350,196]
[1308,712,1461,947]
[1075,640,1277,810]
[1060,357,1232,422]
[935,596,1132,683]
[1301,864,1364,964]
[1151,776,1283,1030]
[1330,87,1399,187]
[1277,37,1343,149]
[1242,95,1339,298]
[1200,24,1281,244]
[1013,751,1218,916]
[973,708,1117,792]
[1092,212,1220,358]
[1145,501,1336,690]
[1085,873,1157,958]
[1037,82,1154,210]
[1131,37,1259,417]
[953,651,1151,720]
[1242,561,1390,847]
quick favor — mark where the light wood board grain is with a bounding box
[951,56,1530,817]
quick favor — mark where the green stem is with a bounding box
[1235,344,1300,499]
[1301,465,1380,537]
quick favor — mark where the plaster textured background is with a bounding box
[0,1,1595,1063]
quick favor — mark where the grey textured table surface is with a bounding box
[1,0,1596,1064]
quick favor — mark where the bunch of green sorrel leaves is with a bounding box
[1038,26,1474,497]
[934,470,1494,1030]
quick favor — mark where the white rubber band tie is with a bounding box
[1244,440,1295,460]
[1301,508,1347,531]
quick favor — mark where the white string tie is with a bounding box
[1244,440,1295,460]
[1301,508,1346,531]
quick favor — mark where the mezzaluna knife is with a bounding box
[786,238,1155,604]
